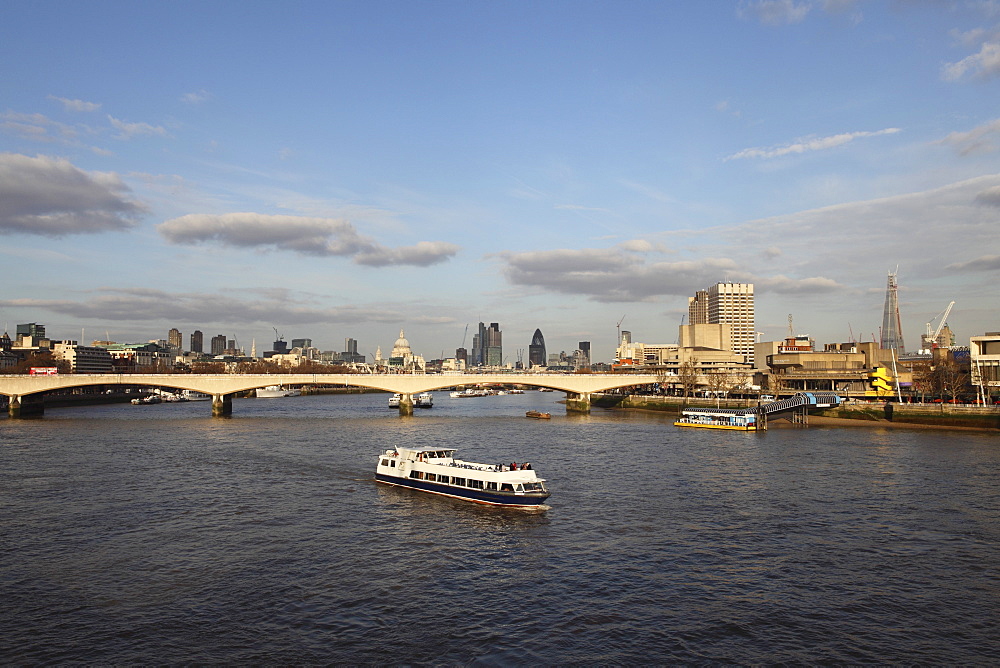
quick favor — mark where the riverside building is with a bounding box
[689,282,755,365]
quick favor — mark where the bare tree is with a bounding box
[677,358,699,399]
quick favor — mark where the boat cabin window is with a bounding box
[425,473,437,482]
[410,471,424,480]
[451,477,466,486]
[486,481,498,491]
[500,483,514,492]
[381,459,389,466]
[514,484,524,492]
[467,479,484,489]
[523,482,544,492]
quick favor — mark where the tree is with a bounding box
[677,358,699,399]
[10,351,70,374]
[933,359,970,402]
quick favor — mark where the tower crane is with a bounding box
[616,314,626,345]
[920,301,955,353]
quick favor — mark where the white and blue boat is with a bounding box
[375,446,550,508]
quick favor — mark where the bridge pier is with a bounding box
[398,393,414,416]
[8,394,45,418]
[212,393,234,417]
[565,391,591,414]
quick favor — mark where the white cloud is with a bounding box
[48,95,101,112]
[0,153,147,236]
[1,111,78,142]
[726,128,901,160]
[943,41,1000,81]
[157,212,460,267]
[938,117,1000,155]
[738,0,811,25]
[181,89,211,104]
[108,115,167,140]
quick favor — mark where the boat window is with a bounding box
[486,481,498,491]
[426,473,436,482]
[451,477,466,486]
[381,459,389,466]
[514,484,524,492]
[500,483,513,492]
[467,479,484,489]
[410,471,424,479]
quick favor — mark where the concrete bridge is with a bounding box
[0,372,665,417]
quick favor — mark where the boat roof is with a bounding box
[396,446,456,454]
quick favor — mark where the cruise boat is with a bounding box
[388,393,401,408]
[415,392,434,408]
[674,409,758,431]
[256,385,301,398]
[180,390,211,401]
[375,446,550,508]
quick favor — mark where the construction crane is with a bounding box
[920,301,955,353]
[616,314,626,345]
[461,324,468,349]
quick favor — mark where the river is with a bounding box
[1,391,998,664]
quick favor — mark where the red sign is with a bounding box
[29,367,59,375]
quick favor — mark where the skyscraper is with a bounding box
[689,282,755,364]
[528,329,546,367]
[211,334,226,356]
[168,328,182,351]
[880,269,905,352]
[688,290,709,325]
[486,323,502,366]
[191,330,203,353]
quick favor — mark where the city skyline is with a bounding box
[2,2,999,363]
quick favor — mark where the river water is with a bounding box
[1,391,998,664]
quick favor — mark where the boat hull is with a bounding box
[375,473,550,507]
[674,421,757,431]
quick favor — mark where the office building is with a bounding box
[16,323,46,339]
[191,330,203,353]
[485,322,502,366]
[689,282,755,365]
[210,334,227,356]
[168,328,182,352]
[528,329,546,367]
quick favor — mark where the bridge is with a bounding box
[0,372,666,418]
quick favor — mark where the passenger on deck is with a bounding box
[511,462,518,470]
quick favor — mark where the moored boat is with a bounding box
[415,392,434,408]
[256,385,300,398]
[525,410,551,419]
[375,446,550,508]
[388,393,401,408]
[674,409,758,431]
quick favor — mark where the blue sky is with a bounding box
[2,0,999,363]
